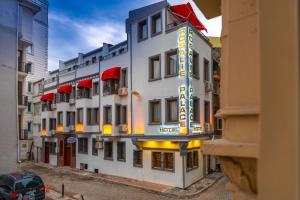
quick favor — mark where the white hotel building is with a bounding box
[35,1,216,188]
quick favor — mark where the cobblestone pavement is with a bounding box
[22,163,231,200]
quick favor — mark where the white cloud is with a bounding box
[48,12,126,70]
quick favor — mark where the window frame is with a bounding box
[117,141,126,162]
[165,97,179,124]
[204,58,210,82]
[151,151,175,172]
[192,50,200,79]
[78,138,88,154]
[148,54,161,81]
[204,101,211,123]
[151,12,162,37]
[193,97,200,124]
[138,19,148,42]
[86,108,92,126]
[92,138,98,156]
[165,49,179,78]
[148,99,161,125]
[103,105,112,125]
[77,108,84,124]
[186,150,199,172]
[104,141,113,160]
[93,81,99,95]
[133,150,143,168]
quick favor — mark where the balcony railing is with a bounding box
[20,129,32,140]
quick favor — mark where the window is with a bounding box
[49,118,56,131]
[193,51,200,78]
[104,141,113,160]
[103,79,119,95]
[42,119,46,129]
[87,108,92,125]
[49,142,56,155]
[77,87,91,99]
[133,150,143,167]
[193,97,200,123]
[92,56,97,63]
[92,138,98,156]
[163,152,174,171]
[215,118,222,130]
[27,122,32,132]
[85,60,90,66]
[103,106,112,124]
[186,151,199,171]
[166,98,178,123]
[78,138,88,154]
[152,152,162,169]
[67,112,75,126]
[59,93,70,103]
[149,100,161,124]
[149,55,161,81]
[151,13,162,35]
[204,101,210,123]
[120,68,128,88]
[204,58,210,81]
[93,81,99,95]
[117,142,126,161]
[77,108,83,124]
[27,102,31,112]
[93,108,99,125]
[116,105,127,125]
[33,103,40,115]
[152,151,175,171]
[165,50,178,77]
[28,82,32,92]
[25,62,32,73]
[138,19,148,41]
[26,44,33,54]
[57,112,63,126]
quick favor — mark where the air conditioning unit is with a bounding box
[118,87,128,96]
[204,123,211,132]
[95,135,103,142]
[204,81,213,93]
[69,98,75,104]
[118,124,128,133]
[95,141,103,149]
[51,103,56,110]
[69,125,75,131]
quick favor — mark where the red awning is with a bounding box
[101,66,121,81]
[170,2,207,32]
[77,79,92,89]
[58,84,72,94]
[40,93,54,102]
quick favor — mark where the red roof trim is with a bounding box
[101,66,121,81]
[40,93,54,102]
[58,84,72,94]
[77,79,92,89]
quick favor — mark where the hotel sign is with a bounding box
[159,26,204,135]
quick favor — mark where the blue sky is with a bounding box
[48,0,221,70]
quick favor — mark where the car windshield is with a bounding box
[0,175,13,190]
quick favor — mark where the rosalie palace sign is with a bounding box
[160,26,202,135]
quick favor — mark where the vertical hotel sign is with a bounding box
[178,26,193,135]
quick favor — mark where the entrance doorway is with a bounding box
[44,143,49,163]
[64,146,71,166]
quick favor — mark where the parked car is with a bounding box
[0,171,45,200]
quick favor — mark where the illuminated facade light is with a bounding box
[41,129,46,136]
[76,123,84,132]
[56,125,63,132]
[103,124,112,135]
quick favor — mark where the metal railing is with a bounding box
[20,129,33,140]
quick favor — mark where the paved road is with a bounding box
[22,164,231,200]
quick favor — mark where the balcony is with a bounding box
[18,62,28,79]
[18,95,27,111]
[19,129,32,140]
[42,102,55,112]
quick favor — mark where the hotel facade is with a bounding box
[33,1,217,188]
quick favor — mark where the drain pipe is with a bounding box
[16,3,20,164]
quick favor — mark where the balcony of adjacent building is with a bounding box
[18,94,27,111]
[19,129,33,140]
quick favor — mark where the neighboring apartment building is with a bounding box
[35,1,215,188]
[18,0,48,160]
[0,0,47,173]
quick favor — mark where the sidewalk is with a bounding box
[23,162,223,199]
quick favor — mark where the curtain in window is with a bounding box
[170,100,178,121]
[153,60,160,79]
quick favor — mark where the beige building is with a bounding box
[194,0,299,200]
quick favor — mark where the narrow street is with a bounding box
[22,163,231,200]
